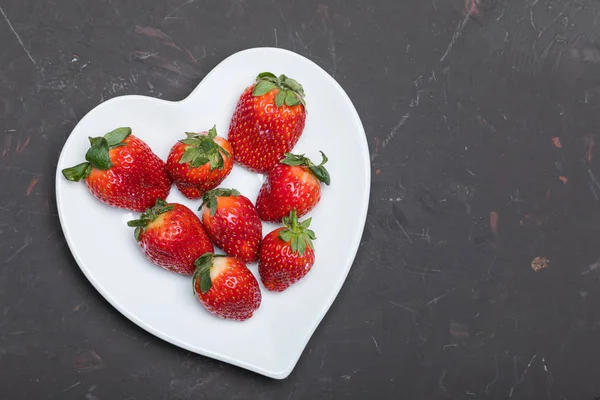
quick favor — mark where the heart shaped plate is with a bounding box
[55,47,370,379]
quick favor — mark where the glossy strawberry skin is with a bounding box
[194,256,261,321]
[86,135,171,212]
[228,87,306,173]
[256,164,321,222]
[201,195,262,263]
[166,135,233,199]
[137,204,213,275]
[258,227,315,292]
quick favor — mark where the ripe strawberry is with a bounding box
[62,127,171,212]
[256,152,330,222]
[193,253,261,321]
[166,126,234,199]
[199,188,262,263]
[228,72,307,173]
[127,200,213,275]
[258,210,316,292]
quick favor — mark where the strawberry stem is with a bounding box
[193,252,214,294]
[61,127,132,180]
[126,199,174,241]
[280,151,331,186]
[178,126,230,171]
[252,72,306,108]
[290,210,298,231]
[199,188,241,216]
[279,210,316,256]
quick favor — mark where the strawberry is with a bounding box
[166,126,234,199]
[199,188,262,263]
[258,210,316,292]
[193,253,261,321]
[228,72,307,173]
[62,127,171,212]
[127,200,213,275]
[256,152,330,222]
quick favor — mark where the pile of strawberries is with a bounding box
[62,72,330,321]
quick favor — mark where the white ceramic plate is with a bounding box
[55,47,370,379]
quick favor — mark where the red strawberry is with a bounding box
[199,188,262,263]
[193,253,261,321]
[228,72,307,173]
[258,210,316,292]
[256,152,330,222]
[62,127,171,212]
[166,126,234,199]
[127,200,213,275]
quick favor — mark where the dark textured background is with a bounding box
[2,0,600,398]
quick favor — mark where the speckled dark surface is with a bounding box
[2,0,600,398]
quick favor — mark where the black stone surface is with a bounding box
[2,0,600,398]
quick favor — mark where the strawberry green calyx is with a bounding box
[280,151,331,186]
[279,210,316,256]
[179,126,230,171]
[61,127,132,181]
[61,162,92,182]
[199,188,241,217]
[127,199,174,241]
[252,72,306,108]
[193,252,215,294]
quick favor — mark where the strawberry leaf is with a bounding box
[280,151,331,185]
[309,151,331,185]
[291,236,299,254]
[280,152,331,186]
[253,72,306,109]
[317,151,328,165]
[193,253,214,294]
[279,210,316,256]
[177,128,229,171]
[63,127,134,181]
[300,218,312,228]
[190,156,210,168]
[200,188,240,216]
[282,77,303,94]
[126,219,147,227]
[104,127,131,147]
[85,137,112,170]
[134,227,142,241]
[253,80,277,96]
[62,162,92,182]
[281,153,308,166]
[308,166,331,185]
[200,271,212,294]
[212,188,241,197]
[208,151,222,170]
[217,152,225,169]
[257,72,277,80]
[285,90,300,106]
[279,230,293,243]
[127,199,174,240]
[275,90,286,107]
[208,125,217,139]
[297,236,307,256]
[207,196,218,216]
[179,147,202,165]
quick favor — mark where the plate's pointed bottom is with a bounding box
[55,47,370,379]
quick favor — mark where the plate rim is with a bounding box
[55,46,371,379]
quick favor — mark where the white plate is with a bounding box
[55,47,370,379]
